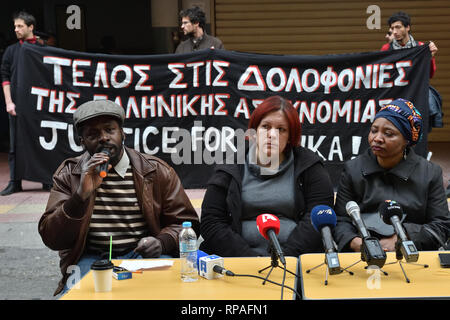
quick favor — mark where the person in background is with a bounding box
[381,11,437,78]
[385,28,394,44]
[45,32,57,47]
[1,11,51,195]
[39,100,199,296]
[175,6,224,53]
[334,98,450,252]
[381,12,443,144]
[200,96,334,257]
[35,31,57,47]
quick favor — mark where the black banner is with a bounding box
[15,44,430,188]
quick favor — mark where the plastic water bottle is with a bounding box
[179,221,198,282]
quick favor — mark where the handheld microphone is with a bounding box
[97,148,111,178]
[379,200,419,263]
[256,214,286,266]
[310,205,341,275]
[345,201,386,268]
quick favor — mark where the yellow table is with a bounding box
[61,256,299,300]
[299,251,450,299]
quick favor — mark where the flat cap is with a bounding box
[73,100,125,128]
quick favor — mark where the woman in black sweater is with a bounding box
[199,96,334,257]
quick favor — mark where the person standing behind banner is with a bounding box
[380,11,443,132]
[199,96,334,257]
[334,98,450,253]
[381,11,437,78]
[175,6,224,54]
[38,100,199,296]
[0,11,51,195]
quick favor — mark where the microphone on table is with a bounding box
[310,205,341,275]
[256,213,286,266]
[379,200,419,263]
[97,148,111,178]
[197,250,233,279]
[346,201,387,268]
[196,251,301,298]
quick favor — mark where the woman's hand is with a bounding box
[379,234,398,252]
[349,237,363,252]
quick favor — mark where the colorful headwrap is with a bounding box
[374,98,423,146]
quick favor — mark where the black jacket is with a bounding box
[199,146,334,257]
[334,148,450,251]
[1,41,44,99]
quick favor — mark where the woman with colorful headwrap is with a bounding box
[334,98,449,252]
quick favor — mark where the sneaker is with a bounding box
[0,182,23,196]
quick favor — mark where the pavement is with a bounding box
[0,142,449,300]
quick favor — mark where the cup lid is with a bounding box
[90,259,114,270]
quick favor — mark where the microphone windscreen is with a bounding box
[256,214,280,240]
[345,201,360,218]
[196,250,208,268]
[378,200,403,225]
[310,205,337,232]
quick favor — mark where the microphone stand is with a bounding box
[342,258,388,276]
[258,246,299,300]
[258,245,298,285]
[305,256,353,285]
[383,240,428,283]
[342,240,389,276]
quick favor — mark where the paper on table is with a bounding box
[119,260,174,271]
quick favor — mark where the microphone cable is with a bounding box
[210,258,300,299]
[230,271,301,300]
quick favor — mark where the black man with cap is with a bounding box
[38,99,199,296]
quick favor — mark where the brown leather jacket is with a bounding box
[39,146,199,295]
